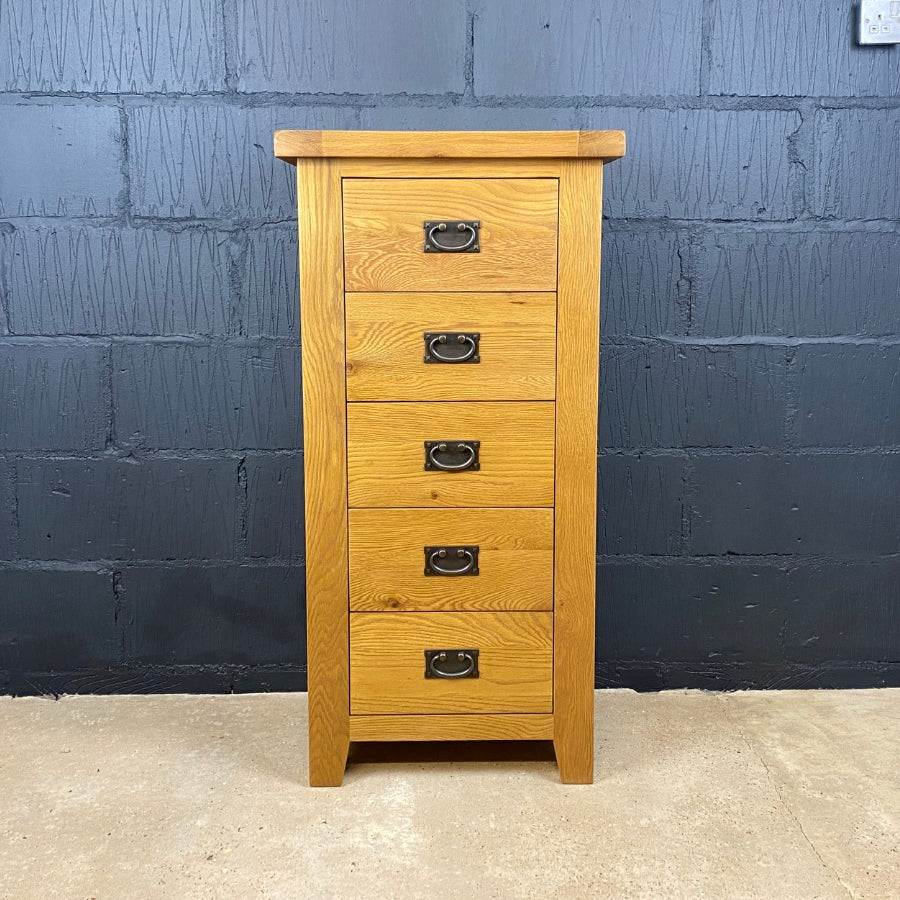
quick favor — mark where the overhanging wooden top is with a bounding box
[274,130,626,163]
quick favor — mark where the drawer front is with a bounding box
[345,292,556,401]
[350,611,553,715]
[343,178,558,292]
[347,401,555,508]
[349,508,553,612]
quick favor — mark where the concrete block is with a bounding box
[0,0,225,92]
[782,558,900,663]
[815,110,900,219]
[122,564,304,665]
[0,569,117,670]
[597,454,685,555]
[0,105,121,217]
[475,0,702,96]
[0,459,13,559]
[242,228,298,338]
[0,341,107,450]
[600,343,787,448]
[796,345,900,447]
[692,229,900,337]
[129,105,358,220]
[232,0,466,93]
[596,560,790,662]
[5,225,233,336]
[246,456,304,558]
[113,341,301,450]
[598,556,900,668]
[709,0,900,97]
[16,458,238,560]
[601,227,688,337]
[584,108,801,220]
[691,454,900,555]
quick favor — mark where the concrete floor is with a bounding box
[0,690,897,900]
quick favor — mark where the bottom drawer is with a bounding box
[350,611,553,715]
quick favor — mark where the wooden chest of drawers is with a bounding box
[274,130,626,786]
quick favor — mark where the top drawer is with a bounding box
[342,178,558,292]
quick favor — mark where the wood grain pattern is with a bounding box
[577,130,628,159]
[282,131,623,784]
[553,159,603,785]
[350,611,553,715]
[349,508,554,612]
[349,714,554,741]
[343,178,558,292]
[347,401,555,508]
[338,159,563,178]
[297,158,350,787]
[275,130,626,160]
[346,291,556,401]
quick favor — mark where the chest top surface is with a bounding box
[274,129,626,161]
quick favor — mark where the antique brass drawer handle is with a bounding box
[424,545,480,576]
[423,220,481,253]
[424,649,480,679]
[424,440,480,471]
[424,332,481,364]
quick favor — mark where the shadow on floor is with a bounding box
[347,739,557,767]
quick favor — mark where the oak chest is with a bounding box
[274,130,626,785]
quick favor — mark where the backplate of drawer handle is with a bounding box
[424,440,480,472]
[423,220,481,253]
[424,649,480,679]
[423,545,480,576]
[423,332,481,364]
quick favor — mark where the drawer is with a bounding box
[350,611,553,715]
[342,178,558,292]
[349,508,553,612]
[347,401,555,508]
[345,292,556,401]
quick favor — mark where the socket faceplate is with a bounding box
[859,0,900,44]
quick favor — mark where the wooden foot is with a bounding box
[308,735,349,787]
[554,737,593,784]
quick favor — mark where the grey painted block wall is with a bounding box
[1,0,898,693]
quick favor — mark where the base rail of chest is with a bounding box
[349,713,554,742]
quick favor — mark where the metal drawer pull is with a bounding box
[424,332,480,364]
[424,440,480,472]
[423,220,481,253]
[425,649,480,679]
[424,545,480,576]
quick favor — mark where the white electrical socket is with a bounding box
[859,0,900,44]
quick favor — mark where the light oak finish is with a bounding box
[349,714,554,741]
[349,611,553,715]
[339,159,564,178]
[275,129,626,161]
[347,401,555,508]
[296,159,350,787]
[278,131,624,784]
[553,159,604,784]
[343,178,558,292]
[346,291,556,402]
[349,508,554,612]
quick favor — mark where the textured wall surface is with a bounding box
[0,0,898,693]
